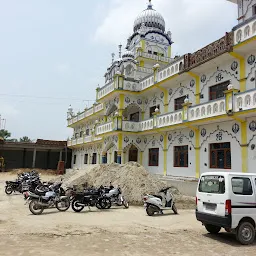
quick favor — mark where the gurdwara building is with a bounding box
[67,0,256,178]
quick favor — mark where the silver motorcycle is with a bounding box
[104,185,129,209]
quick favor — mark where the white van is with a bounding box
[196,172,256,245]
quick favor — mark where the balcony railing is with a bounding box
[67,103,104,126]
[68,89,256,140]
[234,89,256,112]
[137,66,154,74]
[123,121,141,132]
[96,121,113,135]
[157,110,183,128]
[189,98,226,121]
[139,57,184,91]
[233,16,256,45]
[135,51,173,63]
[67,135,102,147]
[123,80,141,91]
[97,82,115,100]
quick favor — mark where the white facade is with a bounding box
[67,0,256,178]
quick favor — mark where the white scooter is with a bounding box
[143,187,178,216]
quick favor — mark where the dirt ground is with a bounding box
[0,173,256,256]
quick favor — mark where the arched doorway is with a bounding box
[129,145,138,162]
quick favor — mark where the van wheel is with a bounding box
[236,222,255,245]
[205,224,221,234]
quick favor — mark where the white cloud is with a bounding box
[94,0,237,55]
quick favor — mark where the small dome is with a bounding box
[134,1,165,33]
[122,50,135,59]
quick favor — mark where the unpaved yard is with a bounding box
[0,174,255,256]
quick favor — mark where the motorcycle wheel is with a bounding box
[96,201,102,209]
[172,204,178,214]
[56,198,70,212]
[146,205,157,216]
[100,198,111,209]
[29,200,44,215]
[71,200,84,212]
[123,200,129,209]
[5,186,13,195]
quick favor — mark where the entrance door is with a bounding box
[129,145,138,162]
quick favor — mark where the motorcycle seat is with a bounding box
[153,195,162,200]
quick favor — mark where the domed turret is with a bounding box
[122,50,135,59]
[133,0,165,33]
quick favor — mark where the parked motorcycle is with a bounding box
[27,182,70,215]
[5,170,41,195]
[71,187,111,212]
[5,180,22,194]
[103,185,129,209]
[143,187,178,216]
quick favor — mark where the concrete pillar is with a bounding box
[59,150,63,161]
[46,150,50,169]
[32,148,37,168]
[22,149,26,168]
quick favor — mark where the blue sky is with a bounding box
[0,0,237,141]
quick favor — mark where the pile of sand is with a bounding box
[51,162,195,208]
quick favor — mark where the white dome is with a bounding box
[134,2,165,33]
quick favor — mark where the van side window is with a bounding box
[231,177,253,195]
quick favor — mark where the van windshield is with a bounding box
[199,175,225,194]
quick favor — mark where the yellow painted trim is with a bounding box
[229,52,246,92]
[118,133,123,150]
[242,122,248,173]
[141,40,145,51]
[195,129,200,178]
[168,46,171,58]
[119,94,124,109]
[184,123,199,132]
[163,133,168,176]
[188,72,200,104]
[140,151,143,165]
[233,35,256,49]
[141,111,145,121]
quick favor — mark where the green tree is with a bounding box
[0,129,11,140]
[20,136,32,143]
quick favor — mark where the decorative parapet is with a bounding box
[189,98,226,121]
[123,80,141,91]
[97,81,115,100]
[67,135,103,147]
[95,121,113,135]
[139,57,184,91]
[69,89,256,140]
[234,88,256,112]
[182,32,233,72]
[233,16,256,45]
[134,51,173,63]
[157,110,183,128]
[137,66,154,74]
[67,103,104,126]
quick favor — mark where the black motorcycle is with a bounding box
[5,180,22,194]
[71,187,111,212]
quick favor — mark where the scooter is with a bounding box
[143,187,178,216]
